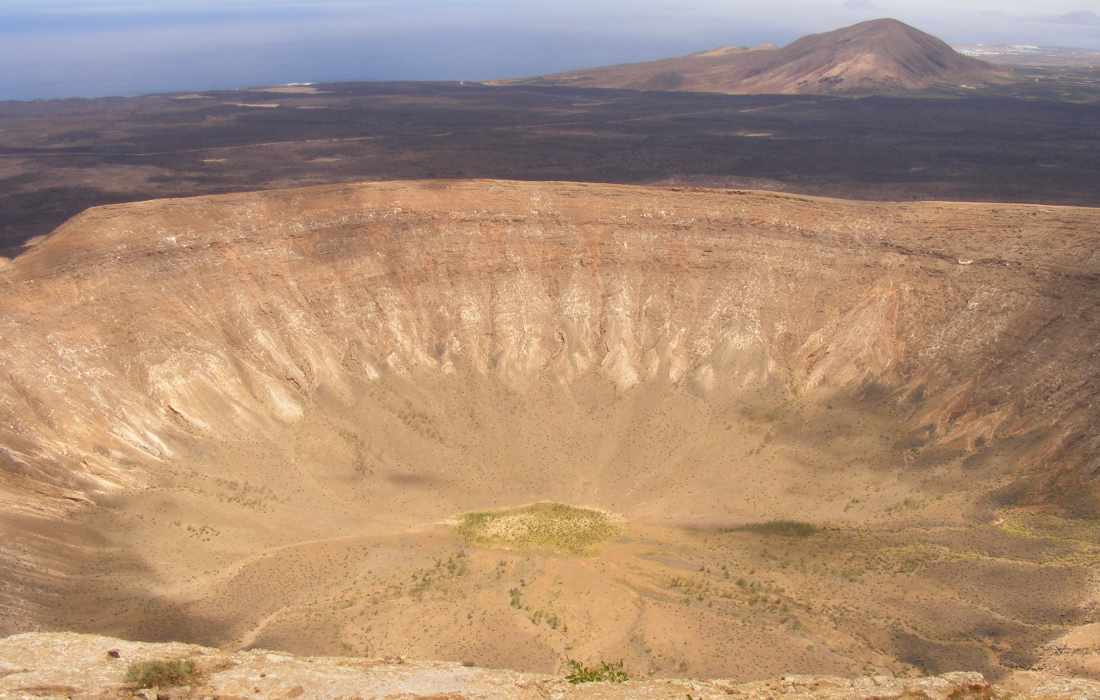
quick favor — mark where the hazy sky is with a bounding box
[2,0,1099,100]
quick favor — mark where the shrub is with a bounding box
[125,659,195,688]
[564,659,629,684]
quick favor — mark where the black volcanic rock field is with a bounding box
[3,80,1100,258]
[2,180,1099,682]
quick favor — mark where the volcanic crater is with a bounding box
[1,179,1099,681]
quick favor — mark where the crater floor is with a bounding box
[1,180,1098,682]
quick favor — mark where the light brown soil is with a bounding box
[1,180,1098,682]
[15,632,1091,699]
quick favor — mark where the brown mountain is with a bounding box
[497,18,1010,94]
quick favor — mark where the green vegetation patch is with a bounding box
[996,511,1100,566]
[565,659,629,684]
[999,511,1100,546]
[733,519,819,538]
[125,659,196,688]
[457,502,617,553]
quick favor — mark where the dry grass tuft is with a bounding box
[125,659,195,688]
[564,659,629,684]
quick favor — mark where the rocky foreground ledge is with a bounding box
[1,634,1098,700]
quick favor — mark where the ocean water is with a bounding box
[0,3,772,101]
